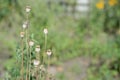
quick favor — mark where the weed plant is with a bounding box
[5,6,54,80]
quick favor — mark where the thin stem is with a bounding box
[39,71,42,79]
[44,34,48,80]
[43,34,47,64]
[21,38,24,80]
[26,30,29,80]
[36,52,40,60]
[26,9,29,80]
[47,56,50,80]
[45,34,47,51]
[36,67,39,80]
[29,47,32,80]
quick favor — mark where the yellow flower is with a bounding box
[109,0,117,6]
[96,0,104,9]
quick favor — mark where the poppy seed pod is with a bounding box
[29,41,34,47]
[47,49,52,56]
[43,28,48,34]
[33,59,40,67]
[35,45,40,53]
[22,21,28,29]
[26,6,31,13]
[20,32,25,38]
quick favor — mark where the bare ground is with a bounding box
[49,57,91,80]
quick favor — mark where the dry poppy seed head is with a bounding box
[43,28,48,34]
[26,6,31,13]
[35,45,40,52]
[47,49,52,56]
[29,40,34,47]
[33,59,40,67]
[22,21,28,29]
[20,32,25,38]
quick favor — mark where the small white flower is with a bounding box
[22,21,28,29]
[33,59,40,67]
[29,41,34,47]
[46,49,52,56]
[35,45,40,53]
[43,28,48,34]
[20,32,25,38]
[26,6,31,13]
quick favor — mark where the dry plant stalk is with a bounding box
[18,5,54,80]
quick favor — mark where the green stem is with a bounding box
[26,9,29,80]
[43,34,47,64]
[21,38,24,80]
[47,56,50,80]
[26,30,29,80]
[29,47,31,80]
[36,68,39,80]
[45,34,47,51]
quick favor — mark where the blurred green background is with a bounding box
[0,0,120,80]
